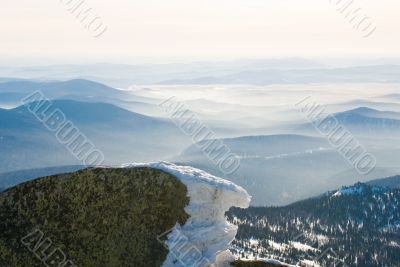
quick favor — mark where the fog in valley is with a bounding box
[1,62,400,205]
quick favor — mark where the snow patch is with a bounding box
[289,241,318,252]
[389,241,400,248]
[333,186,363,197]
[301,259,322,267]
[122,162,251,267]
[268,240,286,250]
[249,238,260,246]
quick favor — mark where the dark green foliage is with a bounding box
[0,167,190,267]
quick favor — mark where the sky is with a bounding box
[1,0,399,65]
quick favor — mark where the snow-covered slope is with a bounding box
[332,185,363,197]
[122,162,251,267]
[228,182,400,267]
[332,182,385,197]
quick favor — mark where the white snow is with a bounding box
[289,241,318,252]
[333,184,387,197]
[315,235,329,246]
[301,259,322,267]
[333,186,363,197]
[268,240,286,251]
[249,238,260,246]
[389,241,400,248]
[252,258,296,266]
[121,161,251,267]
[237,147,331,161]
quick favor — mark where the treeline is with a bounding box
[227,183,400,267]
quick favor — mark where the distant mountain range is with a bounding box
[173,131,400,206]
[178,134,329,160]
[0,99,187,172]
[173,134,358,206]
[3,63,400,87]
[333,107,400,128]
[0,79,167,117]
[348,107,400,120]
[0,79,129,104]
[297,107,400,138]
[0,59,324,87]
[160,65,400,85]
[367,175,400,189]
[1,77,400,207]
[325,100,400,114]
[228,178,400,267]
[2,97,400,205]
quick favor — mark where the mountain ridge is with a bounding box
[0,100,187,172]
[227,181,400,266]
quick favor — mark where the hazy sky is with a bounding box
[1,0,399,65]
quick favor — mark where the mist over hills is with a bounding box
[0,59,324,87]
[160,65,400,85]
[1,74,400,206]
[297,106,400,138]
[14,99,169,128]
[2,2,400,261]
[0,99,188,172]
[173,123,400,205]
[173,134,353,206]
[178,135,329,160]
[0,79,128,100]
[348,107,400,120]
[377,93,400,102]
[3,62,400,87]
[334,108,400,127]
[0,79,168,117]
[3,96,400,205]
[1,78,399,265]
